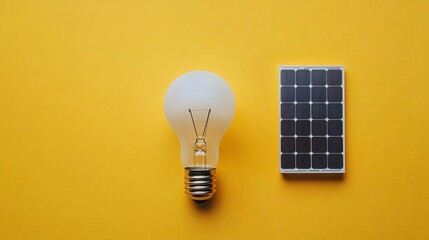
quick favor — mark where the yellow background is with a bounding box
[1,0,428,239]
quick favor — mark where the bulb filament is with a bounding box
[188,109,211,170]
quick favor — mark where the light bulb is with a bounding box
[164,71,235,203]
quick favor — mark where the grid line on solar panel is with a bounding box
[280,66,344,173]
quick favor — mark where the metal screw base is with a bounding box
[184,167,216,203]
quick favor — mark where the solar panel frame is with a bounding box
[279,66,345,174]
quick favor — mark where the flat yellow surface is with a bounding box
[1,1,428,239]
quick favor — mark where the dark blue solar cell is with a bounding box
[281,137,295,153]
[328,137,343,153]
[312,154,327,169]
[281,70,295,85]
[296,103,310,119]
[328,154,343,169]
[312,70,326,85]
[328,103,343,119]
[296,137,310,153]
[327,70,342,85]
[328,120,343,136]
[296,70,310,85]
[296,120,310,136]
[312,87,326,102]
[311,103,326,119]
[312,120,327,136]
[297,154,311,169]
[327,87,342,102]
[281,120,295,136]
[296,87,310,102]
[281,87,295,102]
[281,154,295,169]
[312,137,327,153]
[281,103,295,119]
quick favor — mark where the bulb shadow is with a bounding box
[192,194,217,210]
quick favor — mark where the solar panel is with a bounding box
[280,66,345,173]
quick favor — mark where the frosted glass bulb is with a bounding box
[164,71,235,203]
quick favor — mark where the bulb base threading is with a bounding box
[184,167,216,203]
